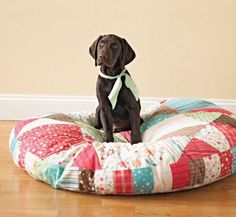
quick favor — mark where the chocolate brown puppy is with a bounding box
[89,34,142,144]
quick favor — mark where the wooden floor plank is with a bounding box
[1,121,236,217]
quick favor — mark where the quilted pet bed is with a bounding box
[9,99,236,195]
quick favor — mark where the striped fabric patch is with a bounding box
[58,167,80,191]
[170,160,190,189]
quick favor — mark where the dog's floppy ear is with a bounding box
[120,38,136,66]
[89,35,103,66]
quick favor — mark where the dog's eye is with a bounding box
[111,43,118,49]
[99,42,105,47]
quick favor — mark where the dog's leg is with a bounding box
[95,106,102,129]
[129,105,142,144]
[100,105,114,142]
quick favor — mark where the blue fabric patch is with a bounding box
[164,99,219,113]
[46,164,64,188]
[140,114,175,134]
[9,135,18,156]
[231,147,236,174]
[132,167,154,194]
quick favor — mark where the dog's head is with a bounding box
[89,34,136,68]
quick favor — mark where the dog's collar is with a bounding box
[98,68,127,80]
[98,68,139,109]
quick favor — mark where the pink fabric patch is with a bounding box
[119,131,131,142]
[178,138,220,162]
[73,145,101,170]
[14,118,38,136]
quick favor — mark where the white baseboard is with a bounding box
[0,94,236,120]
[0,95,98,120]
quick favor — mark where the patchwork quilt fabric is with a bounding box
[9,99,236,195]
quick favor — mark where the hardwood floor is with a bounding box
[1,121,236,217]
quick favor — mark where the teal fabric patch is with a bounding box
[46,164,65,188]
[140,114,175,134]
[231,147,236,174]
[133,167,154,194]
[164,99,219,113]
[9,136,18,156]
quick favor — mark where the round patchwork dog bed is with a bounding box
[9,99,236,195]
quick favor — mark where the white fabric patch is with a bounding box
[24,151,41,179]
[142,114,207,143]
[203,154,221,184]
[152,165,173,192]
[195,125,230,152]
[16,118,76,138]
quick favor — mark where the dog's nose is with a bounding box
[99,53,107,60]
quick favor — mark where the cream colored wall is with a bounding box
[0,0,236,99]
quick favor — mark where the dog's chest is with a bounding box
[97,76,125,95]
[103,79,115,93]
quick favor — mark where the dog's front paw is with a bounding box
[131,134,142,145]
[94,124,102,130]
[105,137,114,143]
[94,125,102,130]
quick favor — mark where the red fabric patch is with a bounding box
[73,145,101,170]
[178,138,220,162]
[212,123,236,148]
[170,160,190,190]
[18,124,91,169]
[14,118,38,136]
[113,170,134,194]
[190,107,233,115]
[218,150,233,177]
